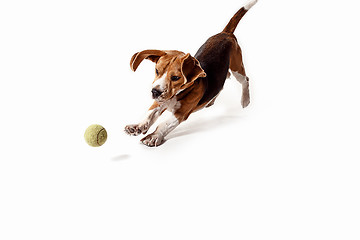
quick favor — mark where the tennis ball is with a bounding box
[84,124,107,147]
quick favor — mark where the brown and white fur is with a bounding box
[125,0,257,147]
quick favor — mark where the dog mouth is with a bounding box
[154,96,164,102]
[151,89,172,102]
[154,94,167,102]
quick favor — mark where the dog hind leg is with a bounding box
[229,43,250,108]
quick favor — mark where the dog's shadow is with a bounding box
[167,105,245,140]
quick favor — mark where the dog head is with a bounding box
[130,50,206,102]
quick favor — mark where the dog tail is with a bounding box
[223,0,257,34]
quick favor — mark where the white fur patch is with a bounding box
[141,108,160,126]
[141,112,180,147]
[152,73,167,91]
[157,113,179,137]
[163,97,181,113]
[231,71,247,84]
[244,0,258,10]
[231,71,250,108]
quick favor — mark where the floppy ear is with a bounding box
[130,50,166,72]
[180,53,206,84]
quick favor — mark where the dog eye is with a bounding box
[155,69,159,75]
[171,76,181,81]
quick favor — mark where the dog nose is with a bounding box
[151,88,163,99]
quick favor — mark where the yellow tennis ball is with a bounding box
[84,124,107,147]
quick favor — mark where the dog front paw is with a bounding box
[140,133,165,147]
[125,123,149,136]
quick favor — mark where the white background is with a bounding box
[1,0,359,239]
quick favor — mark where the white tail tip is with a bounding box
[244,0,258,10]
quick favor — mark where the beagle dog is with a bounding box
[125,0,257,147]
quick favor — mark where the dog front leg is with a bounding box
[141,112,180,147]
[125,102,165,136]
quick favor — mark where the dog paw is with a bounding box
[125,123,149,136]
[140,133,165,147]
[241,90,250,108]
[241,96,250,108]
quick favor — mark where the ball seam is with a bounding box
[97,128,105,146]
